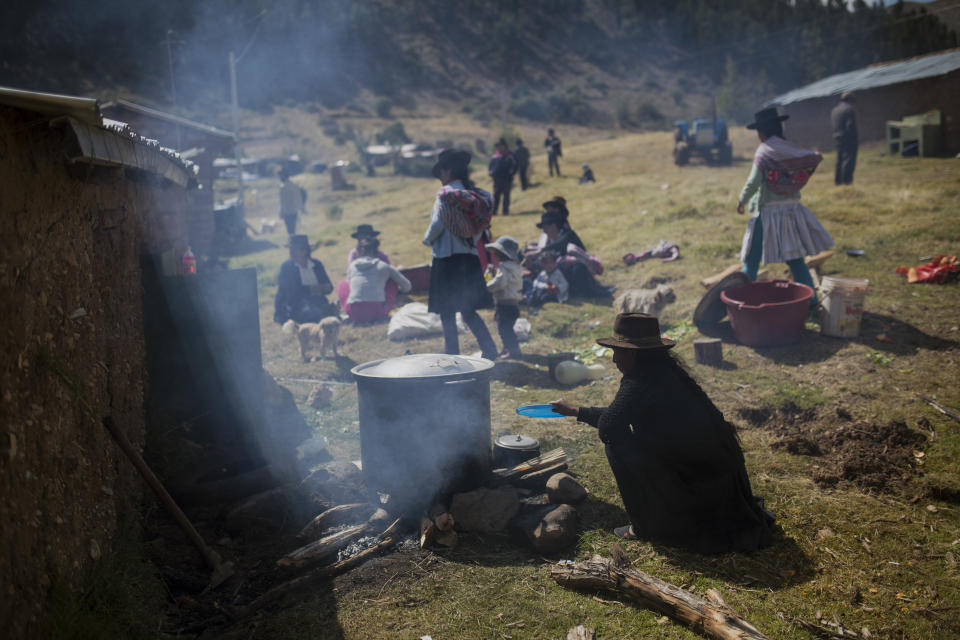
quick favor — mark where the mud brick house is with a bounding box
[100,99,235,257]
[767,48,960,154]
[0,86,196,637]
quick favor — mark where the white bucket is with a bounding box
[819,276,869,337]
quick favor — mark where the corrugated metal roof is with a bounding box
[0,85,196,184]
[100,99,235,140]
[0,86,101,125]
[768,49,960,106]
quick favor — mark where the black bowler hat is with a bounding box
[746,107,789,130]
[351,224,381,239]
[286,234,311,252]
[431,149,472,179]
[536,210,564,228]
[596,313,676,351]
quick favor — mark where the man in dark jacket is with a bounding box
[274,234,336,323]
[488,138,517,215]
[514,138,530,190]
[831,91,858,185]
[544,128,562,177]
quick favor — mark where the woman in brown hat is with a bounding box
[552,313,773,553]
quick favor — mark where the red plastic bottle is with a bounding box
[181,247,196,275]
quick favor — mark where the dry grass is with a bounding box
[220,119,960,640]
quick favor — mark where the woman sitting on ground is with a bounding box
[340,238,411,324]
[552,313,774,554]
[346,224,390,268]
[524,210,609,300]
[274,234,337,324]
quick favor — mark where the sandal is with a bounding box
[613,525,638,540]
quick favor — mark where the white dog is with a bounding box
[282,317,341,362]
[259,218,279,234]
[613,284,676,318]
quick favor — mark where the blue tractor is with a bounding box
[673,118,732,166]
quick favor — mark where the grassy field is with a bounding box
[219,123,960,640]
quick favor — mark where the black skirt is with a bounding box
[428,253,493,315]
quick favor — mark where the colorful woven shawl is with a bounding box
[754,136,822,197]
[437,186,494,239]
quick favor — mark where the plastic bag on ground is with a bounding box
[514,317,532,342]
[387,302,467,341]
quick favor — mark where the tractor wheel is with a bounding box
[674,142,690,166]
[718,141,733,166]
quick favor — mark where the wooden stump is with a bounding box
[694,338,723,366]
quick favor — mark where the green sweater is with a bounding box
[738,163,801,213]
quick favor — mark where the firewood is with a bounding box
[297,503,374,541]
[918,394,960,424]
[277,523,371,568]
[551,544,772,640]
[419,516,436,549]
[491,448,568,483]
[514,462,569,489]
[701,263,742,288]
[805,250,834,270]
[566,625,596,640]
[237,524,401,618]
[694,338,723,366]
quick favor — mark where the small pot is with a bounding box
[493,433,540,469]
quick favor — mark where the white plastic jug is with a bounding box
[819,276,868,337]
[554,361,606,385]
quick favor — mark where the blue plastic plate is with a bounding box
[516,404,564,418]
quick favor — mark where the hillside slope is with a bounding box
[1,0,955,129]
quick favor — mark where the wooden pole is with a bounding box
[101,417,225,574]
[551,544,772,640]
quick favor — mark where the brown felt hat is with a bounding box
[596,313,676,351]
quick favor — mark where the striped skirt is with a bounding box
[740,200,834,265]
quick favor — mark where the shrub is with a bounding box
[636,101,665,127]
[615,98,633,128]
[327,204,343,220]
[374,97,393,118]
[375,121,411,145]
[509,96,548,121]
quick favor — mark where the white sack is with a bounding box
[513,317,532,342]
[387,302,467,341]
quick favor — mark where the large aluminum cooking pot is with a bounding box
[351,354,494,514]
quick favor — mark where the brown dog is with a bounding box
[282,317,341,361]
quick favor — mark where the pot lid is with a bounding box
[495,434,539,450]
[694,271,751,328]
[351,353,494,379]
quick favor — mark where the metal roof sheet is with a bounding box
[0,85,196,184]
[768,49,960,106]
[100,99,235,140]
[0,86,101,125]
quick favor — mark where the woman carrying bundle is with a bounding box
[423,150,498,360]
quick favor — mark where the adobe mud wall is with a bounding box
[0,106,186,637]
[779,69,960,154]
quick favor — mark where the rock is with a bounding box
[262,370,313,464]
[300,461,367,507]
[511,504,579,554]
[306,384,333,409]
[546,473,588,504]
[225,486,293,535]
[450,487,520,533]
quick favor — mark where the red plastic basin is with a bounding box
[720,279,813,347]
